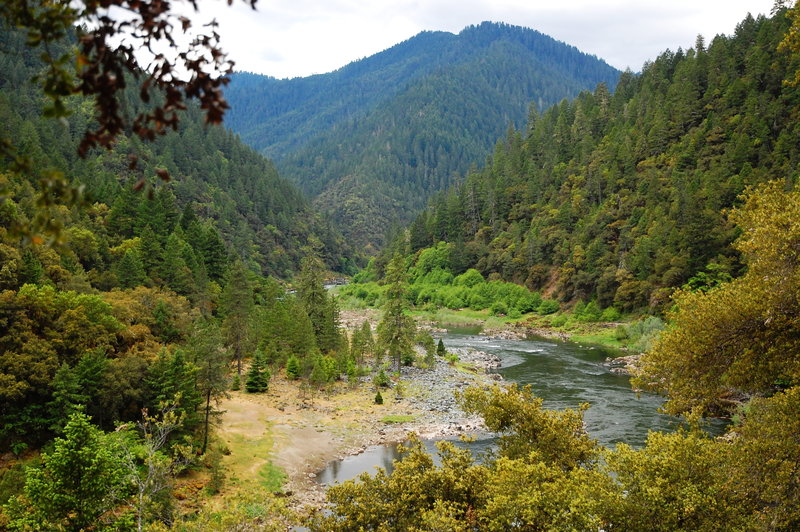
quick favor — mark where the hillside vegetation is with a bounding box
[225,22,620,250]
[383,12,799,313]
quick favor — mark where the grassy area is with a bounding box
[381,414,417,424]
[222,420,284,494]
[413,307,513,329]
[257,462,287,492]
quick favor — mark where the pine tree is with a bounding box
[296,256,341,353]
[6,412,128,530]
[160,233,193,294]
[117,249,146,288]
[138,225,163,278]
[377,256,415,371]
[437,338,446,357]
[220,261,254,377]
[286,354,301,380]
[188,320,229,454]
[245,350,270,393]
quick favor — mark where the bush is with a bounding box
[549,314,568,327]
[373,369,390,388]
[625,316,665,352]
[538,299,560,315]
[374,391,384,405]
[454,268,485,287]
[489,300,508,316]
[601,307,623,322]
[576,301,602,322]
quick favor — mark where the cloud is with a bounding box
[195,0,776,78]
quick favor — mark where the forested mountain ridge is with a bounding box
[224,22,621,251]
[386,11,800,313]
[0,29,354,279]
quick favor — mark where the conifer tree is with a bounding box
[188,320,229,455]
[117,249,146,288]
[245,350,270,393]
[437,338,446,357]
[286,354,301,380]
[377,255,415,371]
[297,256,341,353]
[220,261,255,377]
[160,233,193,294]
[5,412,128,530]
[138,224,163,278]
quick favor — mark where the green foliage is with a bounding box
[0,28,354,280]
[374,391,384,405]
[376,256,416,371]
[461,384,597,469]
[436,338,446,357]
[639,182,800,414]
[285,355,301,380]
[226,22,619,249]
[188,320,229,454]
[381,414,416,423]
[623,316,665,353]
[221,260,255,376]
[373,370,390,388]
[379,10,800,312]
[4,412,129,531]
[537,299,560,315]
[206,446,226,495]
[297,256,343,353]
[316,383,800,531]
[245,350,270,394]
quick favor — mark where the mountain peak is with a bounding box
[225,23,620,248]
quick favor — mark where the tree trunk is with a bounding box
[202,388,212,454]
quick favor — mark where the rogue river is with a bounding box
[316,328,716,485]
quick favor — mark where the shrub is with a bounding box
[454,268,485,287]
[489,300,508,316]
[374,391,384,405]
[286,355,301,380]
[601,307,623,322]
[373,369,390,388]
[538,299,560,315]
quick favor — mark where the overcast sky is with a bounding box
[191,0,778,79]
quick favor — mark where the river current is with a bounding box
[316,328,693,485]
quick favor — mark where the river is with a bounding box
[316,328,705,486]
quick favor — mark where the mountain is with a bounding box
[0,28,354,286]
[384,12,799,313]
[224,22,621,251]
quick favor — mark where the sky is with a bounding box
[189,0,779,79]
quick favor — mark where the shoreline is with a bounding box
[219,310,635,515]
[277,345,503,510]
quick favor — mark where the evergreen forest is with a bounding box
[225,22,620,250]
[1,2,800,531]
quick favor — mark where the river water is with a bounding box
[316,329,692,486]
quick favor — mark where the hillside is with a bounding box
[224,22,620,250]
[0,29,355,280]
[383,12,800,312]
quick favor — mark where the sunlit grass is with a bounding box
[258,462,287,492]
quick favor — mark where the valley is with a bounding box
[1,2,799,530]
